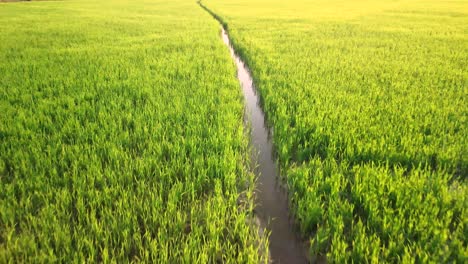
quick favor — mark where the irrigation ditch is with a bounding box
[198,2,310,263]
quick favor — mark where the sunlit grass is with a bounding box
[203,0,467,261]
[0,0,267,262]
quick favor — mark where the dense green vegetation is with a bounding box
[0,0,267,262]
[2,0,466,262]
[203,0,467,262]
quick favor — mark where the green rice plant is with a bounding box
[287,160,466,262]
[0,0,267,262]
[202,0,467,261]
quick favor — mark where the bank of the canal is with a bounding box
[200,1,309,262]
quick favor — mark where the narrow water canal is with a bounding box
[220,28,308,264]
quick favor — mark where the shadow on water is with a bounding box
[221,28,309,264]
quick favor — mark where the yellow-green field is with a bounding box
[1,0,467,262]
[0,0,266,262]
[204,0,467,262]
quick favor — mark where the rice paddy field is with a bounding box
[0,0,266,262]
[1,0,467,263]
[204,0,467,262]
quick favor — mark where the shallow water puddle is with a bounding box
[221,28,308,264]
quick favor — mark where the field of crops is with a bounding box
[1,0,467,262]
[0,0,268,262]
[203,0,467,262]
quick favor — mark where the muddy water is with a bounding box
[221,29,308,264]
